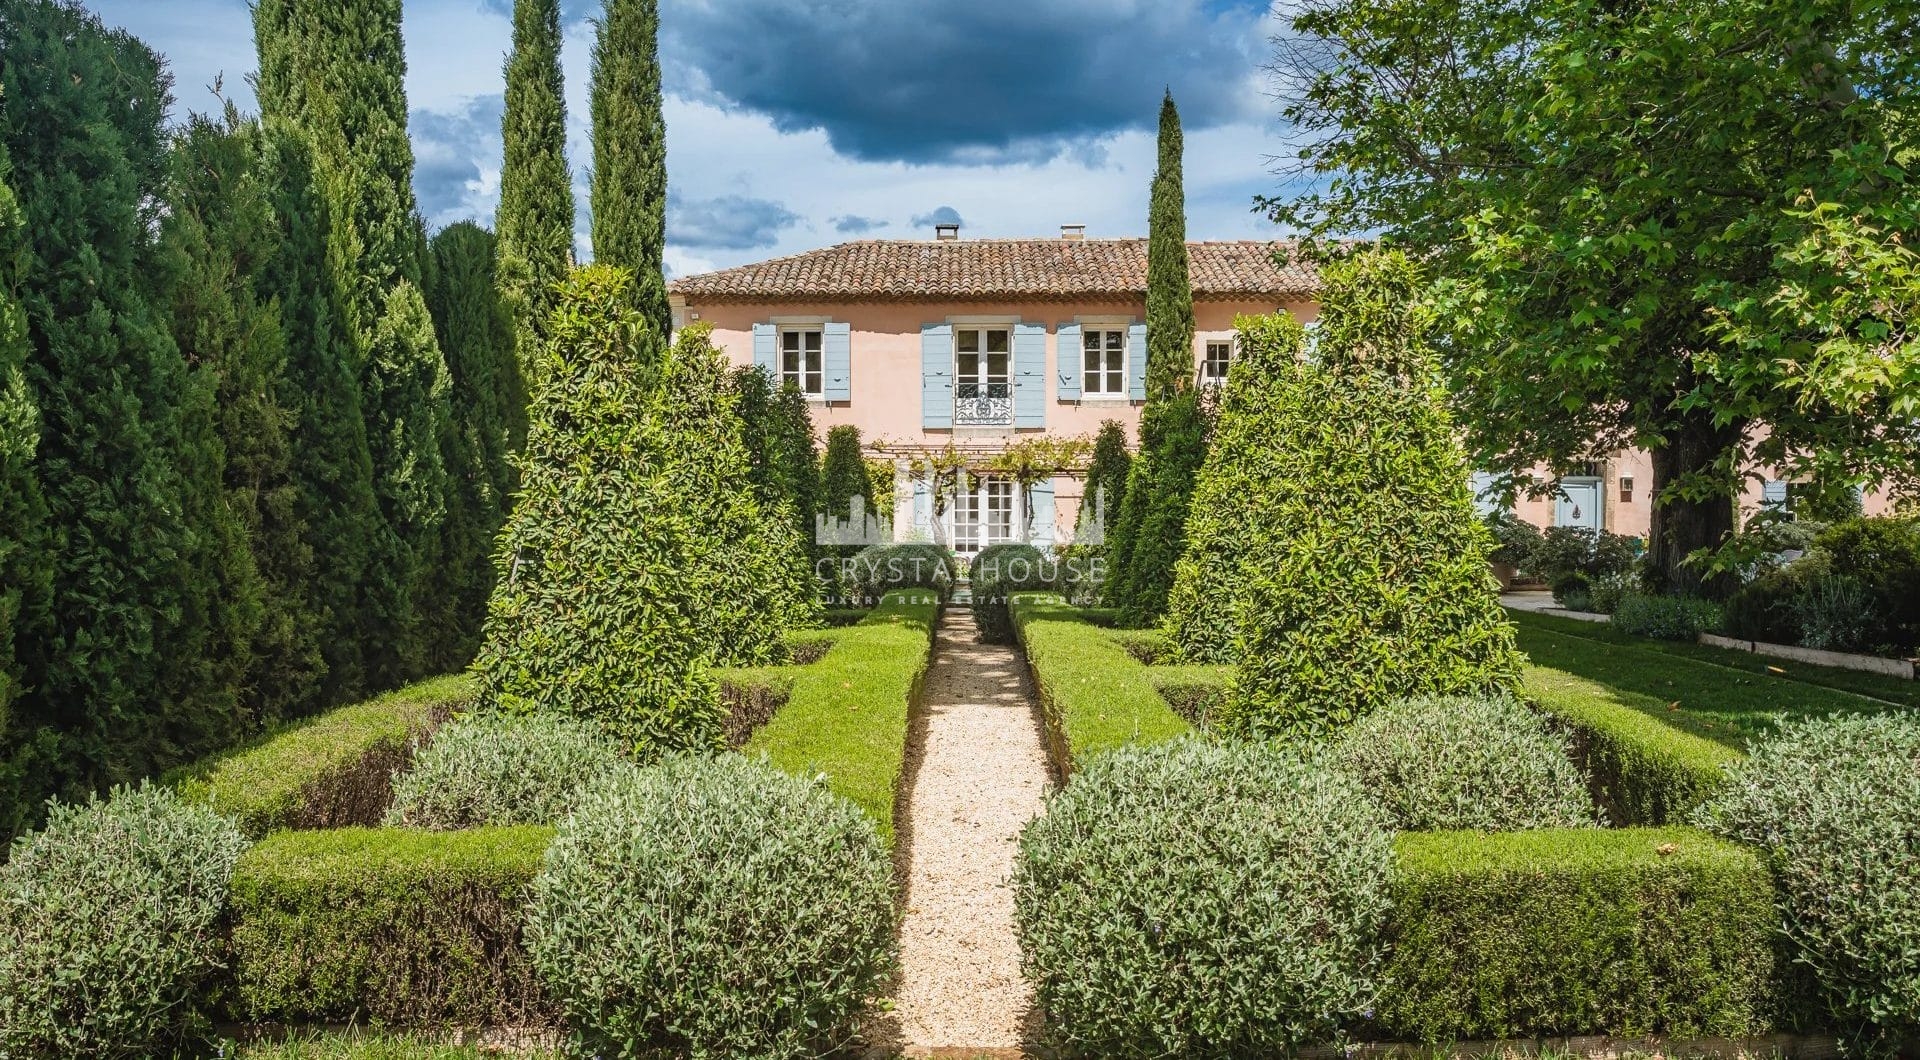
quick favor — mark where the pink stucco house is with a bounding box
[670,224,1882,555]
[670,224,1318,553]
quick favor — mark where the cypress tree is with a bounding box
[0,137,48,814]
[731,366,820,559]
[819,425,874,526]
[0,0,258,826]
[424,221,522,670]
[1076,419,1131,541]
[255,0,454,685]
[1109,391,1210,626]
[1144,91,1195,403]
[155,110,324,727]
[258,123,384,709]
[589,0,671,337]
[497,0,574,367]
[1108,91,1203,623]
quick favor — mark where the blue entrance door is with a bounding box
[1554,478,1604,532]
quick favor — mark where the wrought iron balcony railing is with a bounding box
[954,381,1013,426]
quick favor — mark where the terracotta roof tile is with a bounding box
[668,238,1317,303]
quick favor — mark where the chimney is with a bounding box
[934,222,961,241]
[1061,223,1086,241]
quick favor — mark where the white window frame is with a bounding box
[1201,339,1235,385]
[951,319,1015,426]
[1081,327,1129,398]
[1076,315,1132,401]
[777,323,825,398]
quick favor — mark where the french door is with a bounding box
[949,476,1016,557]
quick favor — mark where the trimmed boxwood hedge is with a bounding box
[1144,665,1229,727]
[1377,826,1804,1042]
[969,542,1060,643]
[1525,664,1739,825]
[1010,594,1190,773]
[226,825,555,1027]
[170,675,476,838]
[714,665,801,748]
[747,590,938,844]
[1104,627,1173,665]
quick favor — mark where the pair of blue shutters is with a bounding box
[922,321,1147,428]
[751,322,851,402]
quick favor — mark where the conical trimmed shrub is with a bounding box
[1168,250,1521,740]
[473,267,815,755]
[1166,313,1311,664]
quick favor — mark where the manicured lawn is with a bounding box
[1513,610,1909,747]
[1513,608,1920,709]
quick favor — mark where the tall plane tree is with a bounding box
[255,0,454,674]
[1266,0,1920,591]
[497,0,573,371]
[589,0,671,338]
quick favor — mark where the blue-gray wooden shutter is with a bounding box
[1762,480,1789,508]
[921,323,953,428]
[823,321,851,402]
[1014,322,1046,427]
[1127,322,1147,401]
[1030,477,1057,546]
[752,323,777,377]
[912,478,932,537]
[1055,323,1081,400]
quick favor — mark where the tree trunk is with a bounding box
[1646,414,1743,598]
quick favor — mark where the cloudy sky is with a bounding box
[91,0,1297,277]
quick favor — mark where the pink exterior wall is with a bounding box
[682,294,1894,545]
[681,295,1314,541]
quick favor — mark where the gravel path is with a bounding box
[891,608,1051,1054]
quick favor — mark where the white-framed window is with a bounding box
[780,326,824,396]
[1201,340,1234,385]
[1082,327,1127,396]
[954,326,1012,425]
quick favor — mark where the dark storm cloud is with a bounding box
[657,0,1267,165]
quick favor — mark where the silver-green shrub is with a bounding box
[525,754,895,1059]
[1694,715,1920,1043]
[1014,737,1394,1057]
[0,784,247,1057]
[384,712,632,830]
[1328,694,1599,832]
